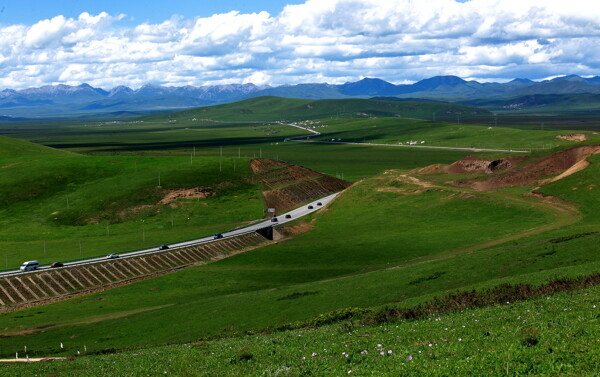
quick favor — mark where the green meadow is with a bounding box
[5,284,598,376]
[0,96,598,375]
[308,117,590,150]
[1,153,598,357]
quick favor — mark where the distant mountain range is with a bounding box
[2,75,600,118]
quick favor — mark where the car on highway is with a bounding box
[19,260,39,271]
[317,202,322,206]
[158,244,170,250]
[271,217,278,222]
[308,205,314,209]
[285,214,292,219]
[213,233,224,239]
[106,253,120,259]
[50,262,64,268]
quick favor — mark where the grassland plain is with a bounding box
[4,284,598,376]
[307,117,597,150]
[2,150,598,357]
[0,135,265,268]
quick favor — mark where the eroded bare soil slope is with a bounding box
[250,159,351,213]
[449,145,600,190]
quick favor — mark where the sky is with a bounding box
[1,0,599,89]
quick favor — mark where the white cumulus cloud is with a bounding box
[2,0,600,89]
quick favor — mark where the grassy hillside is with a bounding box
[6,284,598,376]
[462,93,600,113]
[0,136,264,269]
[0,134,71,161]
[2,149,598,356]
[140,96,492,122]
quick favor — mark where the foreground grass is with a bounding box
[4,284,598,376]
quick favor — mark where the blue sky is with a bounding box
[0,1,304,25]
[0,0,598,89]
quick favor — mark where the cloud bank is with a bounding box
[2,0,600,89]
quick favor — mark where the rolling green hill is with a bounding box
[140,96,492,122]
[0,135,264,269]
[462,93,600,114]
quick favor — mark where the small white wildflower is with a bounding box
[380,351,385,356]
[387,350,393,355]
[458,338,462,341]
[311,353,318,357]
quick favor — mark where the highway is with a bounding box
[0,193,339,278]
